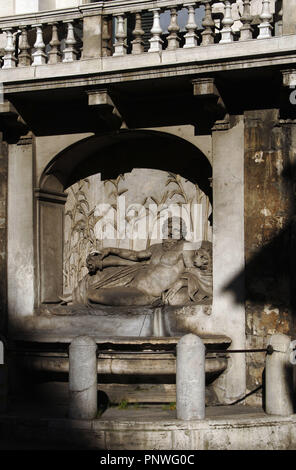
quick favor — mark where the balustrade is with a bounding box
[219,1,234,44]
[167,7,181,50]
[2,28,17,69]
[201,0,214,46]
[184,3,198,48]
[148,9,164,53]
[258,0,273,39]
[0,1,286,69]
[131,12,145,54]
[63,21,78,62]
[239,0,253,41]
[18,26,31,66]
[32,24,47,66]
[113,14,127,56]
[48,22,62,64]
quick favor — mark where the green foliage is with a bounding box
[118,399,129,410]
[162,402,176,411]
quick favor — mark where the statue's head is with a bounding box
[193,248,211,270]
[86,252,101,274]
[162,216,187,240]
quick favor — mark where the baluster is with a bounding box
[63,21,78,62]
[132,12,145,54]
[220,1,234,44]
[148,9,163,53]
[258,0,273,39]
[18,27,32,66]
[48,22,62,64]
[183,3,198,48]
[201,0,215,46]
[113,14,127,56]
[102,16,112,56]
[32,24,47,65]
[167,8,181,50]
[2,28,17,69]
[239,0,253,41]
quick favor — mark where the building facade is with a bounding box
[0,0,295,414]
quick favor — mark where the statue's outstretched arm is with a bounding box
[101,247,152,262]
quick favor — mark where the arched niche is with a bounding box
[38,129,212,306]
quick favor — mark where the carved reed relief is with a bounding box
[63,170,212,297]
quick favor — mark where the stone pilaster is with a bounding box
[0,134,8,334]
[7,136,35,325]
[211,116,246,403]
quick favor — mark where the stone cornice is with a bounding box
[1,36,296,95]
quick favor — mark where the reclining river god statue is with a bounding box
[66,217,212,307]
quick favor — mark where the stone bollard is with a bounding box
[176,334,205,420]
[265,333,294,416]
[0,340,8,413]
[69,336,97,420]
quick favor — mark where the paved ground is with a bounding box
[0,403,293,450]
[0,401,265,421]
[100,404,265,421]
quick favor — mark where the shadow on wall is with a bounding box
[221,150,296,409]
[223,159,296,334]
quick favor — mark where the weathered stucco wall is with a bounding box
[244,110,296,405]
[7,137,35,323]
[0,133,8,334]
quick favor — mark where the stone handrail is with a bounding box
[0,1,282,69]
[0,1,186,27]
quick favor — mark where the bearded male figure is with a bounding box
[69,217,212,307]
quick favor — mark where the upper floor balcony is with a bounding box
[0,0,295,138]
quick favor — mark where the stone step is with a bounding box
[0,405,295,450]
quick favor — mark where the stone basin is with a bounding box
[12,335,230,383]
[9,305,230,405]
[22,303,213,339]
